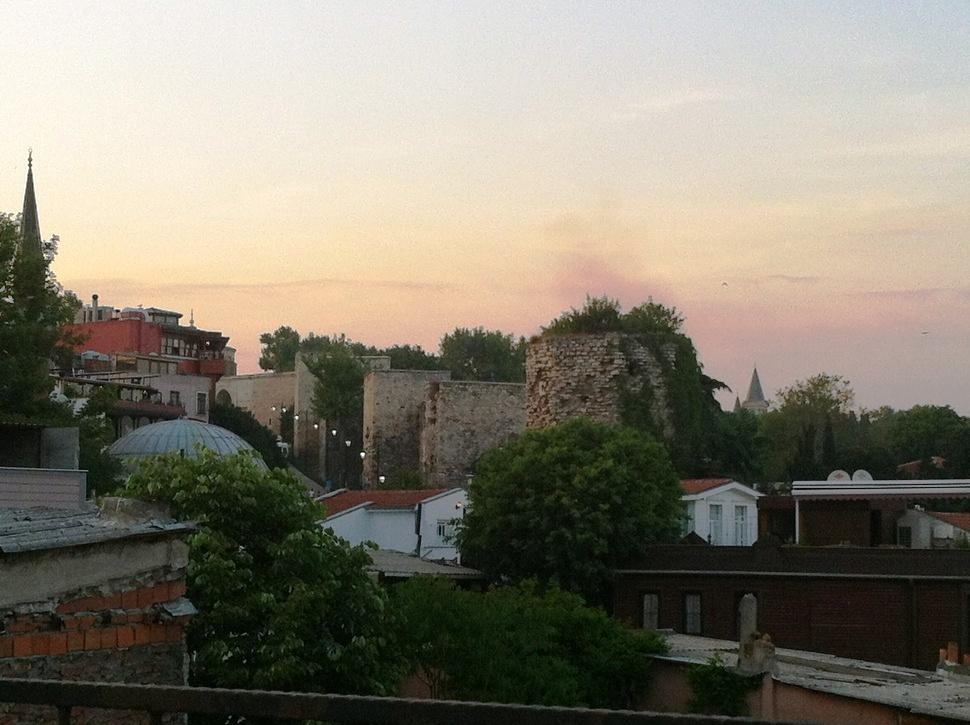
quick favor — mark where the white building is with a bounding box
[896,508,970,549]
[681,478,762,546]
[319,487,466,561]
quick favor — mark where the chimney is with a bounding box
[92,293,99,322]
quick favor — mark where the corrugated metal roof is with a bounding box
[0,505,194,554]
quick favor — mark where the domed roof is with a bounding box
[108,419,267,468]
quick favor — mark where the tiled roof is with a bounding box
[681,478,734,495]
[0,504,194,554]
[926,511,970,532]
[319,488,451,516]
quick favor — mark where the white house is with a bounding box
[896,508,970,549]
[319,487,466,561]
[681,478,762,546]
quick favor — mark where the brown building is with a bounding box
[614,544,970,670]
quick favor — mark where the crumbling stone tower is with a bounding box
[525,332,678,438]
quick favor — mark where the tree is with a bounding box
[393,577,665,707]
[458,418,682,606]
[758,374,857,481]
[75,386,124,495]
[209,401,287,469]
[123,450,402,694]
[382,343,440,370]
[258,326,301,372]
[889,405,967,465]
[0,213,79,419]
[438,327,526,382]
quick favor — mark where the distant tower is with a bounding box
[732,395,742,414]
[741,367,768,415]
[18,149,43,260]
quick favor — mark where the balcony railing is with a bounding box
[0,678,813,724]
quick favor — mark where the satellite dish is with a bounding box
[852,469,873,482]
[827,470,851,481]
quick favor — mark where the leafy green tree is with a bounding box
[458,418,682,606]
[0,213,79,419]
[438,327,526,382]
[382,343,440,370]
[76,386,124,495]
[258,326,301,372]
[543,295,624,335]
[209,401,287,468]
[123,450,402,694]
[758,374,856,481]
[393,577,665,707]
[890,405,966,465]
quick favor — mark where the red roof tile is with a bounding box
[927,511,970,532]
[681,478,734,495]
[319,488,451,516]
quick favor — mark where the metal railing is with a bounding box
[0,678,813,724]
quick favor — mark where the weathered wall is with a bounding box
[362,370,451,487]
[420,381,525,487]
[0,578,190,725]
[525,333,675,435]
[215,371,295,436]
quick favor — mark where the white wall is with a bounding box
[684,485,759,546]
[323,488,467,561]
[896,509,967,549]
[417,489,466,560]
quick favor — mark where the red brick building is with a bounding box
[614,544,970,670]
[70,305,234,380]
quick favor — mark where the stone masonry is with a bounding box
[362,369,451,487]
[526,332,676,437]
[419,381,526,487]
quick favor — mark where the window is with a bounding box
[162,336,181,356]
[709,504,723,545]
[196,392,207,415]
[436,519,456,541]
[684,593,702,634]
[642,593,659,630]
[898,526,912,548]
[169,391,181,407]
[734,505,747,546]
[682,500,696,537]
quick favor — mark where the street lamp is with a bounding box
[378,474,386,486]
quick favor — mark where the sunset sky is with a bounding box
[3,1,970,411]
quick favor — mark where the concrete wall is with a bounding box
[526,333,675,436]
[150,374,213,423]
[419,381,526,487]
[362,370,451,487]
[215,371,295,436]
[0,529,192,724]
[896,509,967,549]
[417,489,466,560]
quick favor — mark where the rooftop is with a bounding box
[681,478,733,495]
[319,488,454,517]
[661,633,970,722]
[927,511,970,532]
[0,501,194,554]
[366,549,483,580]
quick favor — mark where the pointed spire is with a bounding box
[733,395,742,413]
[741,366,769,414]
[745,367,765,403]
[19,148,43,258]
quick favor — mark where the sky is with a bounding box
[2,1,970,412]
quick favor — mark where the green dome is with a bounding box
[108,419,267,468]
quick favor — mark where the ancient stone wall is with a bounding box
[362,370,451,487]
[214,371,295,436]
[419,381,526,487]
[526,333,676,436]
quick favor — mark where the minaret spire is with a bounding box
[19,148,43,259]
